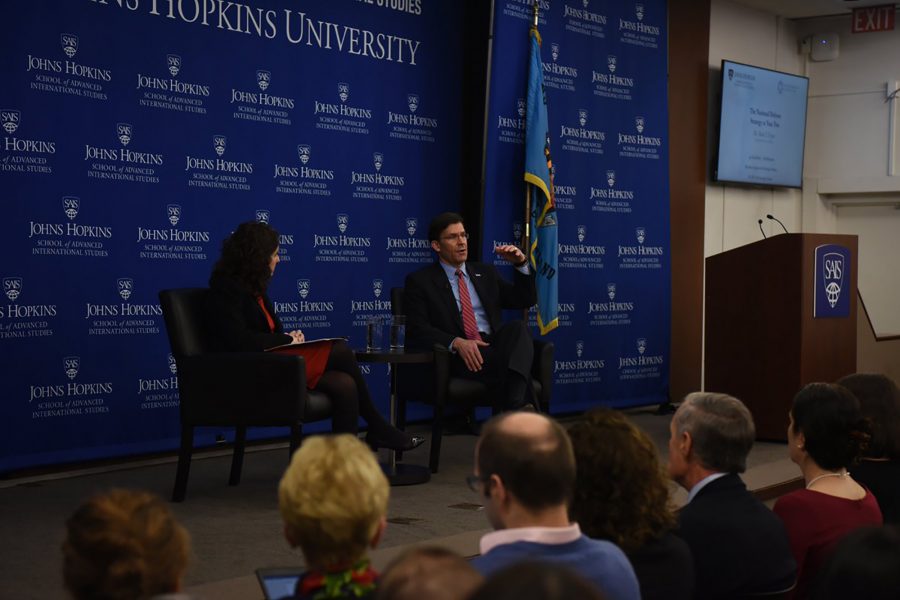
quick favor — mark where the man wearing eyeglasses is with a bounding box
[403,212,537,411]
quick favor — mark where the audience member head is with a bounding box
[427,212,465,242]
[62,489,191,600]
[375,546,482,600]
[814,525,900,600]
[474,412,576,529]
[668,392,755,489]
[789,383,870,471]
[278,434,389,570]
[837,373,900,460]
[468,561,606,600]
[569,408,676,553]
[211,221,280,295]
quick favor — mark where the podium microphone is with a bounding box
[766,214,789,235]
[757,219,767,239]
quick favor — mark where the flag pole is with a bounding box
[523,0,539,323]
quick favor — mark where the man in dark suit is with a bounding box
[668,392,797,599]
[404,212,537,410]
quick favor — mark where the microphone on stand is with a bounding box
[758,219,767,239]
[766,214,789,235]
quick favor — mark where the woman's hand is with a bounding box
[288,330,305,344]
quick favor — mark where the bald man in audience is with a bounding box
[470,412,640,600]
[668,392,797,599]
[375,546,482,600]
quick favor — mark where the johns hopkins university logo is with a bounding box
[578,109,588,127]
[513,222,524,244]
[636,227,646,244]
[637,337,647,355]
[117,278,134,301]
[607,170,616,187]
[407,94,419,113]
[823,252,845,308]
[607,55,617,73]
[257,69,271,91]
[61,33,79,58]
[63,196,80,220]
[297,279,311,299]
[373,152,384,172]
[372,279,383,298]
[3,277,23,302]
[635,116,645,133]
[1,109,20,134]
[607,283,616,300]
[255,209,270,224]
[117,123,133,147]
[338,82,350,103]
[64,356,81,380]
[577,225,586,243]
[336,213,349,233]
[517,98,526,118]
[297,144,311,165]
[167,204,181,226]
[167,54,182,77]
[213,135,227,157]
[635,3,645,21]
[168,353,178,374]
[551,43,560,61]
[583,0,589,7]
[406,218,418,237]
[575,340,584,358]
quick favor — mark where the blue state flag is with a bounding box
[524,24,559,335]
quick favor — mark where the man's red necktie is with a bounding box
[456,269,481,340]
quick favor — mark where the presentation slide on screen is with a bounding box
[717,61,809,187]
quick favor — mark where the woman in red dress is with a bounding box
[205,221,423,452]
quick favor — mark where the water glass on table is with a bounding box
[366,316,383,351]
[390,315,406,350]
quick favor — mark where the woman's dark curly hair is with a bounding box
[837,373,900,460]
[791,382,871,470]
[568,408,676,553]
[211,221,279,295]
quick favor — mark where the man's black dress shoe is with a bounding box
[365,431,426,452]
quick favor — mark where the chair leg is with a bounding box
[172,424,194,502]
[429,401,445,474]
[289,423,303,456]
[229,426,247,486]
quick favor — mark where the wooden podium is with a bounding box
[704,233,858,441]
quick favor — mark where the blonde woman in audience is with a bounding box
[568,408,693,600]
[774,383,883,599]
[62,489,191,600]
[278,434,389,600]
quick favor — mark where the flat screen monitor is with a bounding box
[714,60,809,188]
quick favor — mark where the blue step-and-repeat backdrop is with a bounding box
[481,0,671,413]
[1,0,669,472]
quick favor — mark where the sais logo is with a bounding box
[61,33,79,59]
[636,227,646,244]
[297,144,311,165]
[373,152,384,172]
[513,222,524,244]
[637,337,647,355]
[517,98,526,118]
[117,277,134,301]
[3,277,23,302]
[575,340,584,358]
[167,204,181,226]
[578,109,588,127]
[117,122,133,147]
[607,170,616,187]
[372,279,383,298]
[168,353,178,374]
[823,252,844,308]
[583,0,589,7]
[577,225,586,243]
[406,218,417,236]
[257,69,271,91]
[337,213,349,234]
[64,356,80,380]
[63,196,80,220]
[296,278,311,299]
[607,283,616,300]
[167,54,181,77]
[407,93,419,113]
[255,209,270,224]
[213,135,227,157]
[635,116,645,133]
[728,68,734,81]
[551,43,560,62]
[607,55,617,73]
[635,2,645,21]
[1,109,20,134]
[338,82,350,103]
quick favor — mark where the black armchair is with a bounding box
[159,288,333,502]
[390,287,553,473]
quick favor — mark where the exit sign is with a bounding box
[852,5,895,33]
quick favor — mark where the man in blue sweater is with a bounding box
[470,412,640,600]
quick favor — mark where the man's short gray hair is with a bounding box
[673,392,756,473]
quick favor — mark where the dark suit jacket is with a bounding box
[204,273,291,352]
[677,473,797,600]
[403,261,536,350]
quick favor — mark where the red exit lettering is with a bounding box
[852,5,895,33]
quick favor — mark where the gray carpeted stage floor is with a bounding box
[0,408,790,600]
